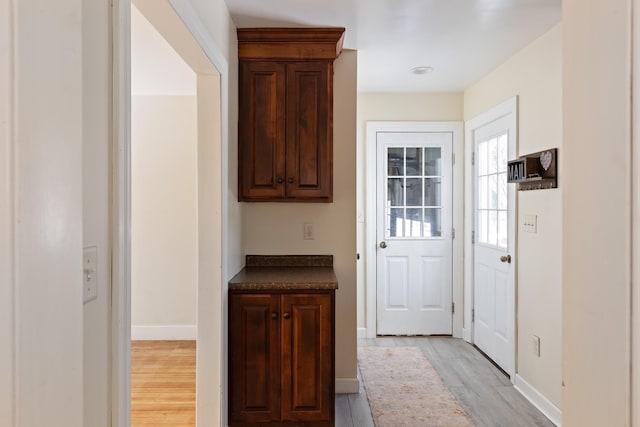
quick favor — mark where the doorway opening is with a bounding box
[130,3,198,424]
[364,121,464,339]
[113,0,230,425]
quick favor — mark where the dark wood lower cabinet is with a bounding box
[229,290,335,427]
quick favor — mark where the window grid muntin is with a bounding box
[386,146,443,239]
[477,133,508,249]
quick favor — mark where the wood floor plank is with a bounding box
[131,341,196,427]
[335,395,354,427]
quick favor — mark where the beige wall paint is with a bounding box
[12,0,84,425]
[464,24,563,409]
[356,93,464,329]
[242,50,358,387]
[131,95,198,331]
[562,1,632,425]
[82,0,111,425]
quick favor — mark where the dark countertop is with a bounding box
[229,255,338,291]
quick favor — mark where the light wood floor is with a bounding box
[131,338,555,427]
[131,340,196,426]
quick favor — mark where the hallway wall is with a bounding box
[131,95,198,338]
[562,0,632,425]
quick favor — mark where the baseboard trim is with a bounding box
[131,325,197,341]
[514,374,561,426]
[357,327,367,339]
[336,377,359,394]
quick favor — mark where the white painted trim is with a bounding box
[357,327,367,339]
[168,0,228,75]
[336,378,360,394]
[632,0,640,422]
[0,0,15,423]
[365,121,464,339]
[131,325,197,341]
[514,374,562,426]
[111,1,132,426]
[464,96,518,381]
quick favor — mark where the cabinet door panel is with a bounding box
[239,62,286,200]
[285,63,332,201]
[281,293,334,422]
[229,294,281,423]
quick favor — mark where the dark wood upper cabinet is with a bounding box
[237,28,345,202]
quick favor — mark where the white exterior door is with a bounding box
[472,116,516,375]
[376,132,453,335]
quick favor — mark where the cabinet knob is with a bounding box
[277,177,284,184]
[271,312,279,320]
[283,312,291,320]
[287,177,294,184]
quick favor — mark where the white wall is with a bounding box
[82,0,111,425]
[356,93,464,330]
[242,50,358,391]
[562,1,632,425]
[12,0,85,425]
[464,24,563,412]
[131,95,198,337]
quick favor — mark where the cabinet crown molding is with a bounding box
[238,27,345,60]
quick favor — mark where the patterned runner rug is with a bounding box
[358,346,475,427]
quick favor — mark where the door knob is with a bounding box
[379,241,387,249]
[500,254,512,263]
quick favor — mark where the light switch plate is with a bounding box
[522,214,537,233]
[303,222,314,240]
[83,246,98,303]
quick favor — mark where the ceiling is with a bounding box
[224,0,562,92]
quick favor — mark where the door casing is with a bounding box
[365,121,463,339]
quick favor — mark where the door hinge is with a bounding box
[451,228,455,239]
[472,152,475,166]
[452,302,455,314]
[472,230,475,244]
[472,308,475,322]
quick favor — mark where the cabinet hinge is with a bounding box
[472,230,475,244]
[472,152,475,166]
[452,153,455,166]
[472,309,475,322]
[451,228,455,239]
[452,302,455,314]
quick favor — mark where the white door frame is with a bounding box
[112,1,230,425]
[365,121,464,339]
[463,96,517,380]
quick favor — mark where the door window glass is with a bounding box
[386,146,443,238]
[477,133,508,248]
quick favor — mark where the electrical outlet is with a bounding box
[533,335,541,357]
[303,222,314,240]
[522,214,537,233]
[83,246,98,303]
